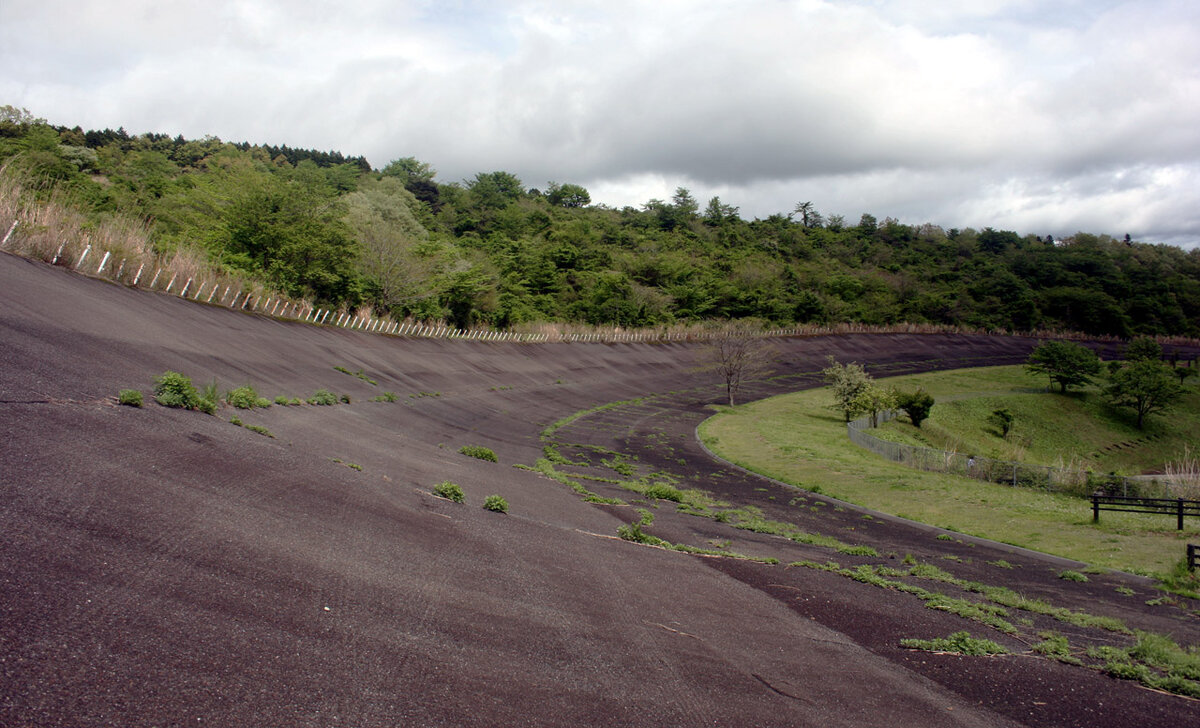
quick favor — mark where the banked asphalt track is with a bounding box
[1,251,1198,727]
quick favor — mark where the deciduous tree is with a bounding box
[1025,341,1101,393]
[1104,359,1182,429]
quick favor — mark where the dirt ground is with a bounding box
[1,252,1198,727]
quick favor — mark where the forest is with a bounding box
[3,105,1198,337]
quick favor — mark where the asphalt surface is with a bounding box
[1,252,1198,727]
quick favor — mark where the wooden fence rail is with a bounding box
[1091,494,1200,531]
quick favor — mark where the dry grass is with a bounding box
[1164,446,1200,499]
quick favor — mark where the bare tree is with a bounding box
[702,334,776,406]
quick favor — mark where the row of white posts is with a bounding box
[2,221,817,345]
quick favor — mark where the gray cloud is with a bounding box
[2,0,1197,245]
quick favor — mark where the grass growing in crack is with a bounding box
[229,416,274,438]
[459,445,499,463]
[432,481,465,503]
[900,632,1008,656]
[1058,570,1089,583]
[525,459,624,505]
[483,495,508,513]
[333,366,377,385]
[1032,632,1084,665]
[117,389,143,407]
[371,391,398,402]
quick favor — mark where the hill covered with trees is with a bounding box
[3,106,1198,337]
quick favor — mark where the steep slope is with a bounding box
[1,253,1196,727]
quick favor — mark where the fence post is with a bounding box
[1189,544,1197,572]
[1179,499,1185,531]
[1092,493,1100,523]
[0,220,17,248]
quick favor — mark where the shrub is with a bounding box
[226,385,261,409]
[643,483,684,502]
[894,388,934,428]
[154,371,204,411]
[371,391,398,402]
[432,481,465,503]
[274,395,291,406]
[117,389,143,407]
[459,445,498,462]
[483,494,508,513]
[308,389,339,406]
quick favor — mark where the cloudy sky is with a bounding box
[3,0,1199,246]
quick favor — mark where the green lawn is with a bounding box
[699,365,1199,576]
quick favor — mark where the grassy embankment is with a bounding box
[699,365,1200,576]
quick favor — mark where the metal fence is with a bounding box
[847,410,1173,499]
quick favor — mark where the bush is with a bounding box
[308,389,339,406]
[371,391,398,402]
[483,494,509,513]
[432,481,465,503]
[117,389,143,407]
[227,385,262,409]
[459,445,498,462]
[894,388,934,428]
[154,371,205,411]
[643,483,684,502]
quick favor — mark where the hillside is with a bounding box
[3,108,1200,338]
[3,252,1200,726]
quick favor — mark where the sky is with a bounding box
[3,0,1199,247]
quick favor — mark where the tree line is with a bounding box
[3,105,1199,337]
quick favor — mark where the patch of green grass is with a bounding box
[900,631,1008,656]
[307,389,339,406]
[229,416,273,438]
[1115,586,1135,596]
[987,559,1015,569]
[333,366,377,385]
[1058,570,1089,583]
[483,494,508,513]
[117,389,142,407]
[459,445,499,463]
[1031,632,1083,665]
[432,481,465,503]
[371,391,398,402]
[699,364,1200,576]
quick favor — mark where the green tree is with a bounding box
[823,357,872,422]
[894,388,934,428]
[1124,336,1162,362]
[792,201,822,228]
[853,382,895,427]
[1104,359,1183,429]
[1025,340,1101,393]
[546,182,590,208]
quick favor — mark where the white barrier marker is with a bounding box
[0,220,17,248]
[96,251,111,274]
[180,277,192,297]
[76,244,91,269]
[52,242,65,264]
[132,263,145,285]
[165,273,178,293]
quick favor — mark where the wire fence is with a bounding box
[847,410,1174,499]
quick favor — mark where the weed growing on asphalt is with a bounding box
[117,389,143,407]
[483,495,508,513]
[154,371,216,414]
[459,445,499,462]
[227,385,271,409]
[1059,570,1089,582]
[229,416,274,438]
[333,366,377,385]
[371,391,398,402]
[307,389,339,406]
[900,632,1008,656]
[432,481,465,503]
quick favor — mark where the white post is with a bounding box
[51,242,66,264]
[180,277,192,297]
[76,244,91,269]
[164,273,178,293]
[115,259,125,279]
[208,283,219,302]
[132,263,145,285]
[96,251,111,274]
[0,220,17,248]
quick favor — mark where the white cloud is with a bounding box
[1,0,1198,245]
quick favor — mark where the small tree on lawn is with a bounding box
[1124,336,1162,362]
[1104,359,1183,429]
[823,357,872,422]
[894,388,934,428]
[853,383,896,428]
[1025,340,1101,393]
